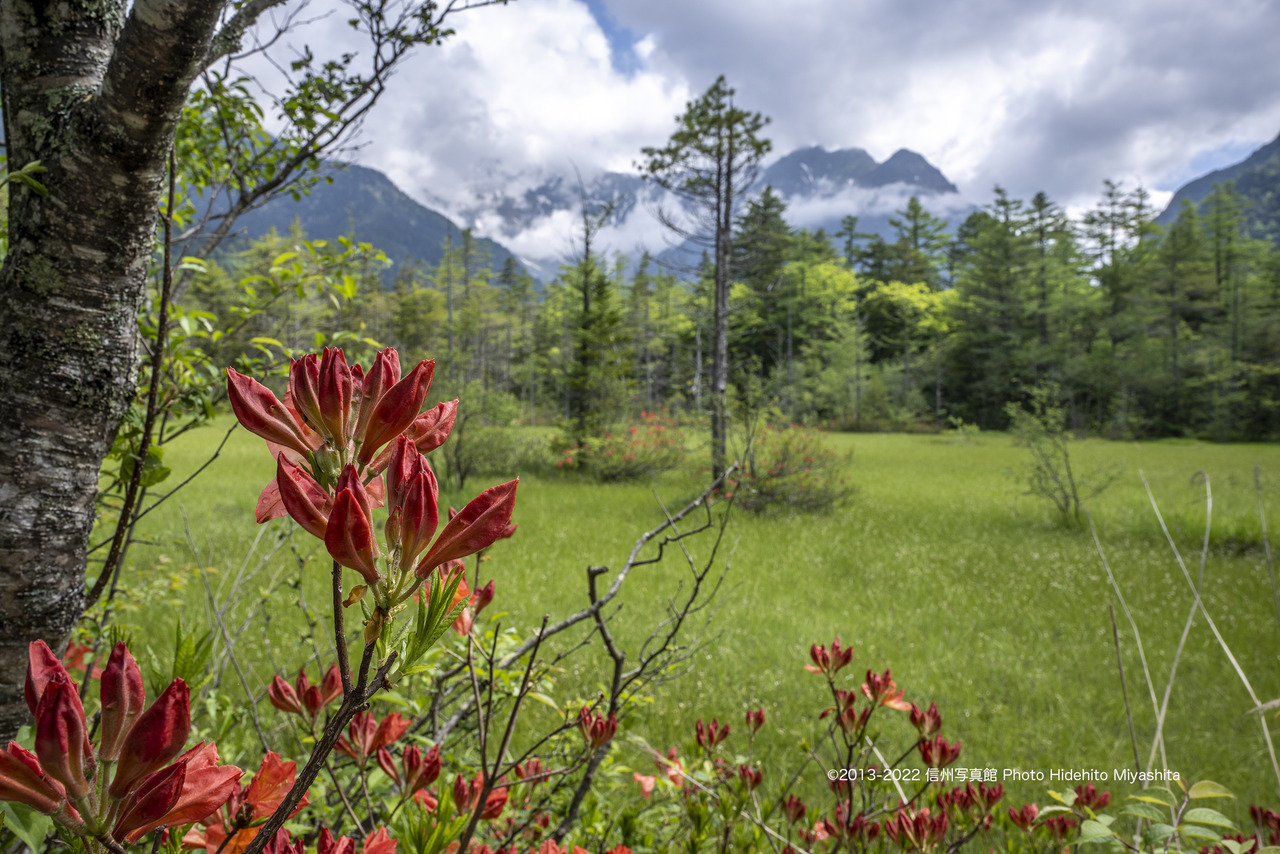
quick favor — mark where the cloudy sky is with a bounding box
[283,0,1280,240]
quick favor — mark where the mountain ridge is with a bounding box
[1156,132,1280,241]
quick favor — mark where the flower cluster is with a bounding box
[226,348,517,620]
[557,410,686,481]
[729,423,852,514]
[576,707,617,751]
[0,641,241,845]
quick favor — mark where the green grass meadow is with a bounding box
[116,422,1280,811]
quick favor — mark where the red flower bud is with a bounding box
[34,674,94,799]
[25,640,68,716]
[276,456,333,540]
[452,774,472,812]
[745,708,765,734]
[577,708,617,750]
[415,480,518,577]
[320,664,343,706]
[694,717,730,751]
[227,368,317,456]
[514,757,544,782]
[1009,804,1039,832]
[404,744,440,791]
[358,360,435,465]
[268,676,303,716]
[354,350,401,445]
[99,643,146,762]
[862,669,911,711]
[783,794,806,824]
[0,741,66,814]
[325,489,380,585]
[336,465,373,518]
[317,348,354,442]
[918,735,962,769]
[375,401,458,476]
[384,437,421,510]
[113,761,185,842]
[110,678,191,798]
[288,354,323,431]
[376,748,400,786]
[123,742,240,841]
[397,466,440,571]
[737,765,762,790]
[909,701,942,737]
[804,636,854,677]
[471,580,496,616]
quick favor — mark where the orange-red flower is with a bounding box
[336,712,410,766]
[805,637,854,678]
[862,669,912,711]
[181,752,304,854]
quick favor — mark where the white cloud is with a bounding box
[350,0,690,214]
[245,0,1280,257]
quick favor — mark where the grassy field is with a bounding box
[113,421,1280,811]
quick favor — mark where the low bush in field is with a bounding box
[731,423,852,513]
[558,410,687,482]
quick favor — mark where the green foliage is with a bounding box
[559,410,688,482]
[730,421,852,513]
[1005,383,1115,525]
[142,619,215,697]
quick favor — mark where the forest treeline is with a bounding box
[193,178,1280,440]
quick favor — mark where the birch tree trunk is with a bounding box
[0,0,226,740]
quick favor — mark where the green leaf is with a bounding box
[1120,803,1166,822]
[1,802,52,851]
[1132,787,1178,807]
[1038,805,1076,816]
[1144,824,1176,846]
[1050,789,1079,808]
[1222,839,1256,854]
[1075,820,1114,844]
[1254,847,1280,854]
[1188,780,1234,800]
[250,336,284,348]
[529,692,560,712]
[1178,824,1222,842]
[1182,808,1235,829]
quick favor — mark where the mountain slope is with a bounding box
[226,162,521,282]
[1156,132,1280,242]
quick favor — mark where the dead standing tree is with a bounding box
[639,75,770,481]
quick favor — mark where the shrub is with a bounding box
[558,410,686,482]
[730,423,852,513]
[1005,382,1114,526]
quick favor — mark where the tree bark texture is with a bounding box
[0,0,225,740]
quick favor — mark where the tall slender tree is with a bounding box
[639,75,771,480]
